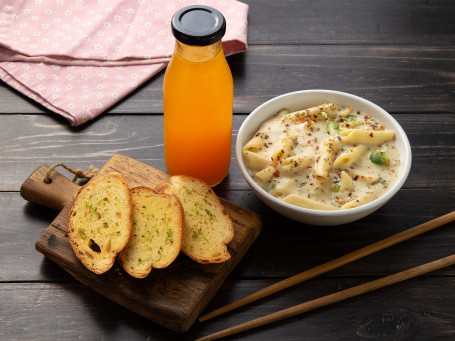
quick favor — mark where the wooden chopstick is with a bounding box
[196,253,455,341]
[199,211,455,322]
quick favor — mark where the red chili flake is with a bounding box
[308,133,312,136]
[353,175,359,181]
[264,143,268,148]
[264,135,269,139]
[369,132,374,137]
[307,165,313,169]
[315,146,320,150]
[273,170,280,177]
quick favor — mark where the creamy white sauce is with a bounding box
[242,103,401,210]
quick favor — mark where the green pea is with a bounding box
[370,151,389,165]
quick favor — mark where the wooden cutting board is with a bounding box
[20,154,262,333]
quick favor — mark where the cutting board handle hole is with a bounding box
[44,178,53,184]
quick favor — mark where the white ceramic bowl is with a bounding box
[235,90,412,226]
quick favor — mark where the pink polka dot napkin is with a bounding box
[0,0,248,126]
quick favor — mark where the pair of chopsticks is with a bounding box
[196,211,455,341]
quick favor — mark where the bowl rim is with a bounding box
[235,89,412,218]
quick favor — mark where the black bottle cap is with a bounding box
[171,5,226,46]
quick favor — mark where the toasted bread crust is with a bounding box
[155,175,234,264]
[118,187,184,278]
[67,172,133,274]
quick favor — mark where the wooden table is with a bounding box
[2,1,455,340]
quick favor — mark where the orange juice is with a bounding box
[163,6,233,186]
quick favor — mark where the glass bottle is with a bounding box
[163,5,233,187]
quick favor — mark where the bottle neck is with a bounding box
[174,40,223,63]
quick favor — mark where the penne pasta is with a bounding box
[255,166,276,182]
[341,129,395,145]
[242,103,401,211]
[243,134,265,152]
[340,199,362,210]
[281,103,340,124]
[269,179,296,197]
[333,145,367,168]
[341,192,380,209]
[351,171,379,184]
[339,106,353,117]
[276,152,314,173]
[242,150,272,170]
[340,171,353,191]
[283,194,339,210]
[271,133,294,167]
[276,108,291,118]
[314,137,339,177]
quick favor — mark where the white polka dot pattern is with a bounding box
[0,0,248,125]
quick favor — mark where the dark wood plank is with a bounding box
[227,188,455,279]
[1,45,454,114]
[243,0,455,45]
[1,1,454,339]
[228,45,455,114]
[1,113,454,191]
[3,187,454,282]
[202,276,455,340]
[0,193,73,282]
[2,277,455,340]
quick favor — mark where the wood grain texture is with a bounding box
[1,276,455,341]
[29,154,261,332]
[243,0,455,45]
[1,45,454,114]
[20,165,80,210]
[198,212,455,323]
[4,189,455,283]
[1,0,455,339]
[197,255,455,340]
[1,113,454,191]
